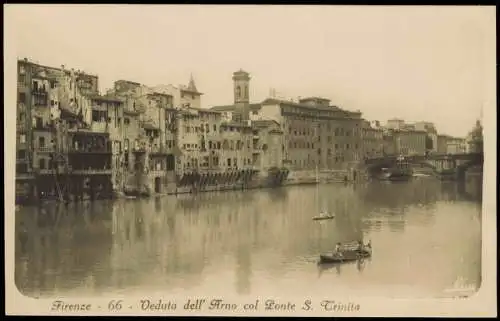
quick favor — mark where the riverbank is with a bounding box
[16,168,359,206]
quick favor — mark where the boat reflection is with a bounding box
[317,256,372,277]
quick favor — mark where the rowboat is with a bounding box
[319,241,372,264]
[312,212,335,221]
[320,249,371,264]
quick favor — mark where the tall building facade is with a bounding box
[251,120,284,173]
[211,70,364,171]
[393,129,427,156]
[361,120,384,159]
[109,80,178,194]
[251,97,363,170]
[15,58,115,203]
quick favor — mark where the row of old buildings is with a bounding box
[14,58,482,203]
[359,118,482,159]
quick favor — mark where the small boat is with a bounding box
[319,249,371,264]
[319,242,372,264]
[312,212,335,221]
[378,167,412,182]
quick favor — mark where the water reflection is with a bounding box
[16,179,482,298]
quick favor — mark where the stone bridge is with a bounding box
[362,152,484,181]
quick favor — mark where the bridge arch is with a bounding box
[409,160,439,174]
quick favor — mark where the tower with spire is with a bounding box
[187,73,198,93]
[179,73,203,109]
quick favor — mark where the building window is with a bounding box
[39,158,46,170]
[18,93,26,104]
[39,137,45,148]
[19,134,26,144]
[227,158,231,167]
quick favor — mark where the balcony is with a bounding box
[150,145,169,155]
[38,169,57,175]
[33,122,55,132]
[71,169,112,175]
[149,170,166,177]
[91,122,108,133]
[17,123,26,132]
[132,146,147,153]
[18,80,29,93]
[36,146,54,153]
[32,90,49,107]
[68,147,111,154]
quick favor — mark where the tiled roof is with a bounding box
[188,107,221,114]
[299,96,331,102]
[261,98,351,113]
[211,105,236,111]
[252,119,280,128]
[211,103,261,112]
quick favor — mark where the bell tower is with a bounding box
[232,69,250,121]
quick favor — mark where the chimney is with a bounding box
[24,58,28,62]
[61,65,65,70]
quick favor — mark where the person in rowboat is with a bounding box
[356,240,364,252]
[334,242,343,257]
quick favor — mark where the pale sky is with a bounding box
[5,5,496,137]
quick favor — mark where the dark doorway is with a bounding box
[154,177,161,193]
[353,170,357,180]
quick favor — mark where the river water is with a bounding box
[15,177,482,299]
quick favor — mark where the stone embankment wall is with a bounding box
[285,168,368,185]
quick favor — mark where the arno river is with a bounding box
[15,177,482,299]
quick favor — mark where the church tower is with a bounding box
[232,69,251,122]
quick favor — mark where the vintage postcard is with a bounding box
[4,4,497,317]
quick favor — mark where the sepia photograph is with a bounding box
[4,4,496,317]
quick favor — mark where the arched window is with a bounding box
[236,85,241,99]
[244,85,248,99]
